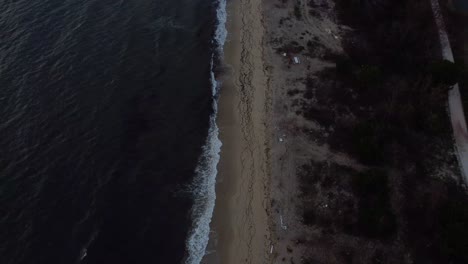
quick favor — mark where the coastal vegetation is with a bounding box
[294,1,302,20]
[289,0,468,262]
[352,170,396,239]
[430,59,465,85]
[442,0,468,116]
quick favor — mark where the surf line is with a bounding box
[184,0,227,263]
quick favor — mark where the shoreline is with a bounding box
[184,0,226,262]
[204,0,272,262]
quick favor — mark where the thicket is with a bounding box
[297,0,468,261]
[352,170,396,239]
[330,0,468,261]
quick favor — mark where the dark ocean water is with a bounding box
[0,0,217,263]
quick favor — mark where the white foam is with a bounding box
[184,0,227,263]
[214,0,227,55]
[78,230,98,263]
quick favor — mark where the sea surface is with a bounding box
[0,0,225,263]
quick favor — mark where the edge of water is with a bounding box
[184,0,227,263]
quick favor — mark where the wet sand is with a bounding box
[203,0,272,263]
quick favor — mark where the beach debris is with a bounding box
[282,52,287,57]
[279,133,286,142]
[280,215,288,230]
[293,56,300,64]
[270,245,274,254]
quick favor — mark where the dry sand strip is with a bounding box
[205,0,272,263]
[430,0,468,184]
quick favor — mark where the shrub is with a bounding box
[356,64,382,88]
[352,170,396,239]
[430,59,465,86]
[438,191,468,263]
[335,55,354,76]
[276,41,305,54]
[351,121,385,165]
[294,2,302,20]
[303,210,316,226]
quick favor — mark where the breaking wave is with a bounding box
[184,0,227,263]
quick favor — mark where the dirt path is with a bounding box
[430,0,468,184]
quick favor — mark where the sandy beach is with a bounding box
[205,0,345,262]
[206,0,350,262]
[204,0,272,263]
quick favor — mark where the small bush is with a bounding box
[351,121,386,165]
[430,59,465,85]
[356,64,382,89]
[303,210,316,226]
[276,41,305,54]
[352,170,396,239]
[335,55,354,76]
[438,191,468,263]
[294,2,302,20]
